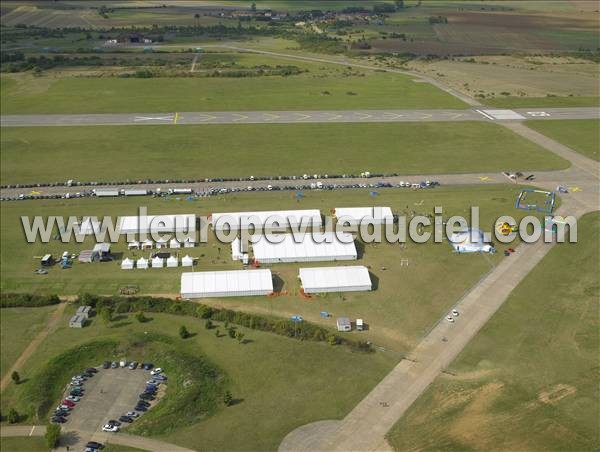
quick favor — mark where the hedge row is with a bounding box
[0,293,61,308]
[78,293,372,353]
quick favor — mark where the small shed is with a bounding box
[152,256,164,268]
[41,254,54,266]
[69,314,86,328]
[128,240,140,250]
[76,305,92,319]
[121,258,134,270]
[137,257,149,269]
[78,250,97,263]
[166,256,178,268]
[336,317,351,332]
[181,255,194,267]
[169,238,181,249]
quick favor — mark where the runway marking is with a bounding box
[295,113,312,121]
[173,112,179,124]
[196,114,217,122]
[263,113,280,121]
[420,113,433,120]
[478,176,491,181]
[326,113,342,121]
[476,109,495,120]
[356,113,372,120]
[29,426,35,436]
[134,115,174,122]
[382,113,403,120]
[527,111,551,117]
[481,109,525,120]
[450,113,464,120]
[232,113,249,122]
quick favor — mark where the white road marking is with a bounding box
[476,109,495,120]
[263,113,280,121]
[325,113,342,121]
[134,115,174,122]
[481,109,526,120]
[382,113,403,120]
[29,426,35,436]
[195,114,217,122]
[526,111,551,117]
[356,113,372,120]
[294,113,311,121]
[232,113,249,122]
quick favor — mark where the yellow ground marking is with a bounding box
[173,112,179,124]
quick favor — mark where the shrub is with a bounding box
[0,293,60,308]
[45,424,61,448]
[7,408,19,424]
[179,325,190,339]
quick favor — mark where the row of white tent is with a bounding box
[128,238,195,250]
[121,255,195,269]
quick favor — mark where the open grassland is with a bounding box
[0,307,394,451]
[0,305,56,379]
[0,186,548,351]
[387,211,600,451]
[0,436,48,452]
[0,68,466,114]
[0,122,568,184]
[525,119,600,161]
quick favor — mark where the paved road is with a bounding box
[1,107,597,127]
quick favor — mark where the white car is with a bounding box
[446,315,455,323]
[65,396,79,402]
[150,368,162,376]
[102,424,119,433]
[452,309,459,317]
[126,411,139,418]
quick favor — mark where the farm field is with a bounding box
[525,119,600,162]
[386,212,600,451]
[0,306,394,451]
[0,305,56,378]
[0,122,569,184]
[0,185,548,351]
[0,69,467,115]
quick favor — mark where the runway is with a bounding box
[1,107,597,127]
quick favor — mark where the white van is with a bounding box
[356,319,364,331]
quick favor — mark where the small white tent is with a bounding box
[450,228,495,253]
[183,237,195,248]
[169,238,181,249]
[181,255,194,267]
[156,238,168,249]
[121,258,134,270]
[231,237,243,261]
[137,257,149,269]
[166,256,178,268]
[152,256,164,268]
[128,240,140,250]
[141,239,153,250]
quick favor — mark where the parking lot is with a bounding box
[64,366,153,434]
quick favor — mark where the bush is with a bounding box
[205,319,213,329]
[0,293,60,308]
[136,311,149,323]
[179,325,190,339]
[45,424,61,449]
[7,408,19,424]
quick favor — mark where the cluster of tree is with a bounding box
[77,294,372,353]
[0,293,60,308]
[294,34,346,54]
[0,54,106,73]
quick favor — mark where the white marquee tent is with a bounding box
[121,258,134,270]
[231,237,243,261]
[169,238,181,249]
[180,269,273,298]
[211,209,322,231]
[299,266,372,293]
[137,257,148,269]
[181,255,194,267]
[156,238,168,249]
[252,232,357,263]
[152,256,164,268]
[333,207,393,225]
[118,214,196,235]
[79,217,101,235]
[128,240,140,250]
[166,256,178,268]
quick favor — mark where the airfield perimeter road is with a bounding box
[0,107,598,127]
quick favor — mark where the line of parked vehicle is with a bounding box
[99,361,166,435]
[51,367,98,424]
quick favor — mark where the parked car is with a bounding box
[62,400,76,407]
[51,416,67,424]
[102,424,119,433]
[134,404,148,412]
[85,368,98,374]
[126,411,139,418]
[452,309,460,317]
[129,361,138,370]
[107,419,121,427]
[111,361,118,369]
[57,404,71,411]
[141,363,153,370]
[446,315,455,323]
[150,368,162,376]
[146,379,159,386]
[85,441,104,449]
[139,393,155,401]
[70,389,83,397]
[119,415,134,423]
[102,361,110,369]
[137,400,150,407]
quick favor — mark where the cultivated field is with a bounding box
[525,119,600,162]
[387,212,599,451]
[0,305,394,451]
[0,185,549,351]
[0,122,568,184]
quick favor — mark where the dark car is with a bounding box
[139,393,155,401]
[54,410,69,417]
[119,415,133,423]
[102,361,110,369]
[134,404,148,412]
[86,441,104,449]
[86,368,98,374]
[107,419,121,426]
[70,389,83,396]
[51,416,67,424]
[137,399,150,406]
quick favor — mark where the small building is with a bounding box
[169,238,181,249]
[137,257,149,269]
[41,254,54,266]
[93,243,111,258]
[69,314,86,328]
[121,258,134,270]
[181,255,194,267]
[78,250,97,263]
[336,317,351,332]
[166,256,178,268]
[76,305,92,319]
[152,256,164,268]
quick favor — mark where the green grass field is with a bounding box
[0,307,394,451]
[0,185,548,351]
[0,68,466,114]
[387,211,599,451]
[0,436,48,452]
[0,122,568,184]
[0,305,56,378]
[525,119,600,162]
[485,96,600,108]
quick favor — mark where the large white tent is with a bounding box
[334,207,393,225]
[79,217,101,235]
[211,209,322,231]
[252,232,357,263]
[231,237,243,261]
[299,266,372,293]
[118,214,195,235]
[450,228,495,253]
[180,269,273,298]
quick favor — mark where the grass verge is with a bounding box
[525,119,599,161]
